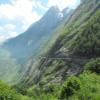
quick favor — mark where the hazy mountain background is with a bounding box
[0,5,73,83]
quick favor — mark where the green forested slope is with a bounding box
[16,0,100,99]
[21,0,100,86]
[63,10,100,57]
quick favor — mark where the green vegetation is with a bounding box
[60,76,81,99]
[20,72,100,100]
[0,80,20,100]
[70,73,100,100]
[73,11,99,56]
[13,57,100,100]
[85,58,100,74]
[64,10,100,57]
[0,80,33,100]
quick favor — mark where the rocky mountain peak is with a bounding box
[42,6,62,20]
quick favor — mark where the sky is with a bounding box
[0,0,80,43]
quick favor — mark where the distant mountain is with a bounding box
[0,6,73,83]
[3,7,56,59]
[3,6,65,63]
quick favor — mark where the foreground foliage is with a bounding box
[0,81,33,100]
[85,58,100,74]
[24,72,100,100]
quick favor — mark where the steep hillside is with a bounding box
[15,0,100,99]
[21,0,100,87]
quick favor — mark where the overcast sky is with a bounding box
[0,0,80,42]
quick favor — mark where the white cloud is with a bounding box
[0,0,41,26]
[0,31,18,43]
[48,0,80,11]
[0,24,16,33]
[0,24,18,42]
[0,26,3,31]
[0,0,42,42]
[0,0,80,43]
[0,34,10,43]
[8,31,18,37]
[0,35,6,43]
[35,1,48,11]
[4,24,16,31]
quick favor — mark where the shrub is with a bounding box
[73,73,100,100]
[0,80,21,100]
[60,76,81,99]
[0,81,32,100]
[85,58,100,74]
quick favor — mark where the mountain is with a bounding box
[3,6,73,64]
[0,6,73,83]
[20,0,100,86]
[3,6,62,63]
[17,0,100,99]
[0,0,100,99]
